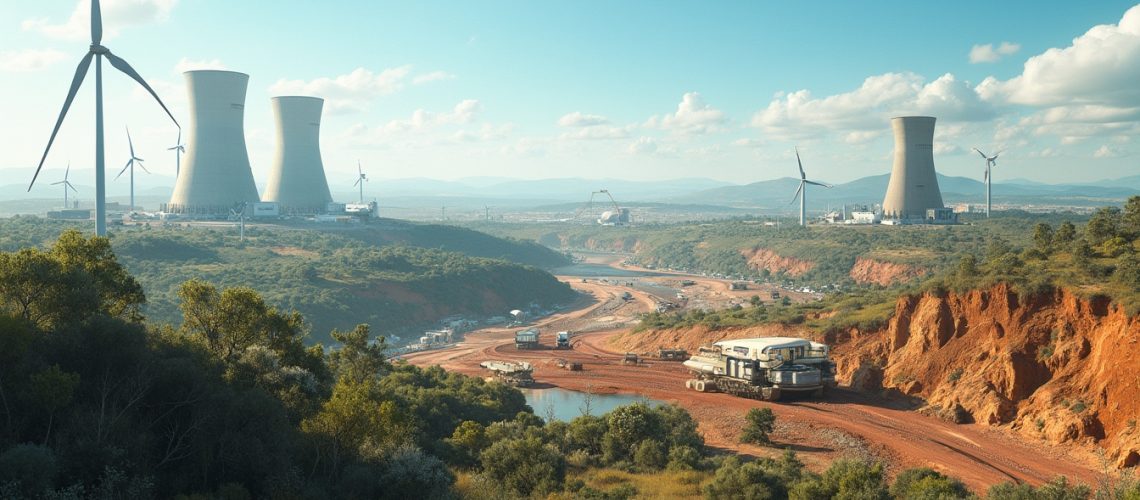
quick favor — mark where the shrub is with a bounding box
[740,408,777,445]
[632,439,667,470]
[667,445,701,471]
[890,467,970,499]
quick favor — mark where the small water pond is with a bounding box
[521,387,663,421]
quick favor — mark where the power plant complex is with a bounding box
[161,70,370,218]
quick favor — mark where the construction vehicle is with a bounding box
[480,361,534,387]
[555,358,583,371]
[515,328,540,350]
[555,331,571,349]
[682,337,835,401]
[656,348,689,361]
[622,353,640,366]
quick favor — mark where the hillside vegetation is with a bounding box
[1,232,1134,497]
[467,212,1083,288]
[0,218,574,343]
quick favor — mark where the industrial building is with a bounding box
[881,116,955,224]
[262,96,333,213]
[165,70,261,215]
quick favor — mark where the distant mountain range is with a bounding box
[671,174,1140,209]
[2,166,1137,215]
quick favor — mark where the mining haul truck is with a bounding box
[480,360,534,387]
[515,328,540,349]
[555,331,571,349]
[682,337,835,401]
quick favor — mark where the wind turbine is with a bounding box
[168,129,185,179]
[116,127,149,211]
[27,0,178,236]
[353,160,367,203]
[973,148,1000,218]
[789,147,832,226]
[50,162,78,209]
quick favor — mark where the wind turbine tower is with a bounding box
[116,127,148,211]
[28,0,178,236]
[353,160,368,203]
[50,162,78,209]
[973,148,1000,217]
[789,148,832,226]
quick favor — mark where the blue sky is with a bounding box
[1,0,1138,193]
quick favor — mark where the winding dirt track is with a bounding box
[404,272,1101,492]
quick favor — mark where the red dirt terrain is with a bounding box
[740,247,815,277]
[849,257,927,286]
[404,277,1107,492]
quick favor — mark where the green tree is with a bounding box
[1033,223,1055,254]
[632,439,667,470]
[302,378,411,480]
[444,420,488,467]
[29,365,79,444]
[1087,207,1123,246]
[49,230,146,320]
[789,459,889,500]
[740,407,776,445]
[479,437,566,497]
[890,467,970,499]
[0,248,96,328]
[1054,221,1077,247]
[1123,195,1140,240]
[328,324,389,383]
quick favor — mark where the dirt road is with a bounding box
[403,270,1101,492]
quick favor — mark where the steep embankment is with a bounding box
[830,284,1140,467]
[849,257,926,286]
[741,247,815,277]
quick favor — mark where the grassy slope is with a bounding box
[0,217,576,343]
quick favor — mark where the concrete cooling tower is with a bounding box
[262,96,332,212]
[167,70,260,214]
[881,116,945,220]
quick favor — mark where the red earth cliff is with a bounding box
[849,257,926,286]
[741,247,815,277]
[830,284,1140,468]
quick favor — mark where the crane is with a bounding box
[574,189,630,226]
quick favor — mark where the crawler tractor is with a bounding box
[682,337,835,401]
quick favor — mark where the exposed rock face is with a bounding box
[740,248,815,277]
[830,284,1140,467]
[849,257,926,286]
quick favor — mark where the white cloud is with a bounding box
[650,92,727,135]
[0,49,67,72]
[627,137,658,155]
[557,112,611,127]
[1094,144,1126,158]
[452,123,513,142]
[173,58,226,74]
[559,126,629,141]
[969,42,1021,63]
[733,138,764,148]
[384,100,482,134]
[413,71,455,85]
[753,72,994,140]
[843,130,882,144]
[269,66,413,114]
[977,5,1140,108]
[22,0,177,41]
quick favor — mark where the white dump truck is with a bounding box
[555,331,571,349]
[515,328,540,349]
[682,337,835,401]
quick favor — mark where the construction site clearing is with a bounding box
[402,254,1104,492]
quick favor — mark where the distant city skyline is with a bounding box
[1,0,1138,192]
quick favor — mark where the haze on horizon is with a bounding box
[1,0,1138,193]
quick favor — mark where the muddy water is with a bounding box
[522,387,662,421]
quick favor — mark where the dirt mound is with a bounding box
[740,248,814,277]
[608,323,813,355]
[849,257,926,286]
[830,284,1140,468]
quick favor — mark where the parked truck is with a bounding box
[515,328,540,350]
[555,331,571,349]
[682,337,835,401]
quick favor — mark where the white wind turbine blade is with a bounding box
[105,52,179,128]
[804,180,832,188]
[789,181,804,205]
[64,161,71,181]
[127,127,136,157]
[91,0,103,45]
[795,147,806,180]
[116,159,132,180]
[29,53,94,191]
[137,160,150,174]
[973,147,988,159]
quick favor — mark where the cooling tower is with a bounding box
[262,96,332,212]
[881,116,945,220]
[167,70,260,214]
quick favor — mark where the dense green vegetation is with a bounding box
[0,218,575,343]
[2,231,1138,498]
